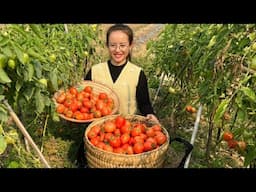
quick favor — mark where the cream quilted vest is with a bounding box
[91,61,141,115]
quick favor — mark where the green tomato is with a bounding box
[251,42,256,51]
[0,54,8,68]
[49,54,56,62]
[4,136,15,145]
[207,35,216,48]
[249,33,256,41]
[251,56,256,70]
[23,53,29,64]
[155,67,161,76]
[168,86,176,94]
[8,59,16,69]
[84,51,89,57]
[38,78,48,87]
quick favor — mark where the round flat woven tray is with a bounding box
[53,80,120,123]
[84,114,170,168]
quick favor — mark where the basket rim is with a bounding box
[53,80,120,123]
[84,114,170,157]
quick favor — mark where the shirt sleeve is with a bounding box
[136,70,155,116]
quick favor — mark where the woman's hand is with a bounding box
[146,114,160,124]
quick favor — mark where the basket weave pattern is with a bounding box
[53,80,120,123]
[84,114,170,168]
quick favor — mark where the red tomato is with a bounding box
[83,100,92,109]
[222,131,234,141]
[113,147,124,154]
[120,120,131,134]
[227,139,238,149]
[64,110,73,118]
[96,100,105,111]
[96,142,105,150]
[133,143,144,154]
[104,132,114,142]
[90,125,101,135]
[56,92,66,104]
[145,137,157,149]
[237,141,246,151]
[131,126,142,137]
[69,87,78,96]
[93,110,102,118]
[133,136,144,144]
[70,102,78,112]
[144,141,153,152]
[90,136,99,146]
[84,86,92,93]
[104,121,116,133]
[114,128,121,136]
[103,144,113,152]
[155,134,167,145]
[146,128,155,137]
[133,123,146,133]
[74,111,84,120]
[120,133,130,144]
[101,106,111,116]
[87,129,97,139]
[115,116,126,128]
[126,146,134,155]
[63,99,72,108]
[56,104,65,114]
[98,92,108,100]
[76,92,84,101]
[152,124,162,131]
[109,136,121,148]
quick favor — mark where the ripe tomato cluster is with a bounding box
[55,85,114,121]
[222,131,246,151]
[87,116,168,155]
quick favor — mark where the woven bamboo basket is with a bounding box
[53,80,120,123]
[84,114,170,168]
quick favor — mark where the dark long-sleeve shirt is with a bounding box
[84,60,155,116]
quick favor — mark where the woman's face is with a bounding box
[108,30,133,66]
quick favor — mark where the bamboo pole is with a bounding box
[3,100,51,168]
[184,104,203,168]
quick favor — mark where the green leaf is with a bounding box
[0,108,8,122]
[15,80,23,92]
[1,46,14,58]
[0,124,3,134]
[0,135,7,155]
[29,24,43,39]
[49,70,58,91]
[35,88,45,113]
[214,99,230,123]
[235,95,243,108]
[23,87,35,101]
[0,68,12,84]
[244,146,256,166]
[0,95,5,101]
[11,42,25,64]
[240,86,256,102]
[7,161,20,168]
[26,63,34,81]
[33,60,42,78]
[0,36,9,47]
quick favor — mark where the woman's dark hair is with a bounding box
[106,24,134,61]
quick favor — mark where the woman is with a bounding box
[76,24,159,167]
